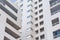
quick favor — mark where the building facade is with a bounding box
[33,0,60,40]
[17,0,60,40]
[16,0,33,40]
[0,0,21,40]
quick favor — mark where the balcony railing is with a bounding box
[4,36,10,40]
[5,27,20,39]
[2,0,18,13]
[0,4,17,21]
[6,18,20,30]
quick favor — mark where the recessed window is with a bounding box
[40,27,44,32]
[35,17,38,21]
[27,0,32,2]
[39,15,43,19]
[20,0,23,2]
[6,18,20,30]
[52,18,59,26]
[27,9,33,12]
[3,0,18,13]
[20,39,22,40]
[39,4,42,8]
[35,6,38,9]
[35,12,38,15]
[36,37,39,40]
[27,15,33,18]
[40,34,45,40]
[26,35,33,38]
[39,9,43,13]
[35,30,38,34]
[5,27,20,39]
[40,21,44,26]
[21,9,23,12]
[35,23,38,27]
[27,4,33,7]
[27,21,33,24]
[0,5,17,20]
[53,29,60,38]
[39,0,42,2]
[27,27,33,31]
[4,36,10,40]
[20,4,23,7]
[35,1,37,4]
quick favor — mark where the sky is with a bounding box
[10,0,16,2]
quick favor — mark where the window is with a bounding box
[5,27,20,39]
[27,9,33,13]
[39,0,42,2]
[39,4,42,8]
[27,27,33,31]
[0,4,17,20]
[35,30,38,34]
[40,27,44,32]
[0,0,5,5]
[50,0,60,7]
[35,17,38,21]
[4,36,10,40]
[6,18,20,30]
[52,18,59,26]
[20,4,23,7]
[35,1,37,4]
[31,35,33,38]
[4,0,18,13]
[27,15,33,18]
[20,0,23,2]
[27,4,33,7]
[53,29,60,38]
[35,6,38,9]
[21,9,23,12]
[26,34,33,38]
[35,23,38,27]
[40,34,45,40]
[20,39,22,40]
[36,37,39,40]
[27,0,32,2]
[40,21,44,26]
[51,5,60,15]
[39,9,43,13]
[27,21,33,24]
[39,15,43,19]
[35,12,38,15]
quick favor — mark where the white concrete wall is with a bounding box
[17,0,33,40]
[0,0,21,40]
[33,0,60,40]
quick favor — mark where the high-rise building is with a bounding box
[33,0,60,40]
[16,0,33,40]
[0,0,21,40]
[17,0,60,40]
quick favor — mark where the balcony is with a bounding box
[2,0,18,13]
[51,4,60,15]
[5,27,20,39]
[4,36,10,40]
[6,18,20,30]
[50,0,60,7]
[0,4,17,21]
